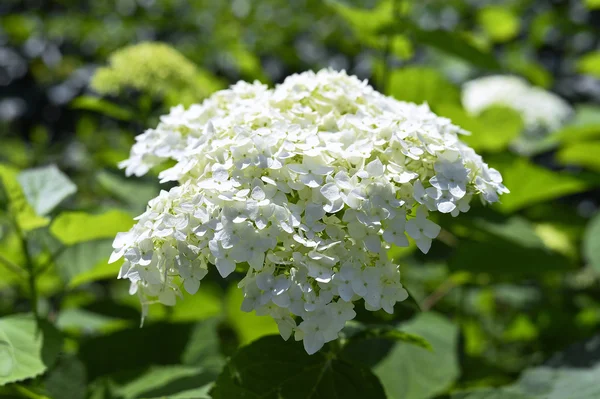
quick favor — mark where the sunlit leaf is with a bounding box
[492,157,590,213]
[50,210,134,245]
[578,51,600,78]
[225,283,279,346]
[379,22,502,70]
[387,67,461,108]
[437,104,523,152]
[55,239,113,285]
[478,6,520,43]
[0,165,49,231]
[71,96,134,121]
[0,314,63,386]
[558,141,600,173]
[17,165,77,216]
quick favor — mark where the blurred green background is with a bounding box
[1,0,600,398]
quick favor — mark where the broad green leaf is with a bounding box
[585,0,600,9]
[17,165,77,216]
[477,6,520,43]
[569,104,600,127]
[453,388,532,399]
[211,335,386,399]
[113,365,213,399]
[379,22,502,70]
[326,0,413,59]
[79,320,224,380]
[67,259,119,288]
[515,365,600,398]
[448,216,571,276]
[552,105,600,143]
[558,142,600,173]
[0,165,49,231]
[55,239,113,285]
[225,283,279,346]
[71,96,134,121]
[342,312,459,399]
[387,67,461,108]
[0,314,63,386]
[56,308,133,333]
[342,322,431,351]
[492,157,589,213]
[437,104,523,152]
[583,212,600,272]
[44,355,87,399]
[578,51,600,78]
[170,283,224,322]
[456,363,600,399]
[50,210,134,245]
[96,171,159,213]
[373,312,459,399]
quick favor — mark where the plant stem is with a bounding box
[13,385,51,399]
[11,216,39,322]
[0,252,27,277]
[380,0,404,94]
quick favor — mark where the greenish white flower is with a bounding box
[111,69,508,354]
[462,75,572,132]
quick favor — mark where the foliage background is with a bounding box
[1,0,600,398]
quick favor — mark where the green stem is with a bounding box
[380,0,403,94]
[0,252,27,277]
[13,385,51,399]
[11,216,39,322]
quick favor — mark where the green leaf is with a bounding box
[578,51,600,78]
[585,0,600,9]
[453,388,533,399]
[455,363,600,399]
[71,96,134,121]
[448,216,571,276]
[96,171,159,213]
[50,210,134,245]
[477,6,520,43]
[113,365,213,399]
[378,22,502,70]
[583,212,600,273]
[0,314,63,386]
[225,283,279,346]
[387,67,461,108]
[17,165,77,216]
[44,355,87,399]
[437,104,524,152]
[342,312,459,399]
[67,258,119,288]
[0,165,49,231]
[342,322,432,351]
[558,141,600,173]
[375,312,459,399]
[326,0,413,59]
[56,308,133,333]
[79,319,224,380]
[55,239,113,285]
[211,335,386,399]
[492,157,590,213]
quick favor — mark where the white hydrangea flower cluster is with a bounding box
[111,69,508,354]
[462,75,572,132]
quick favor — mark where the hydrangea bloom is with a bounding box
[111,69,508,354]
[462,75,572,132]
